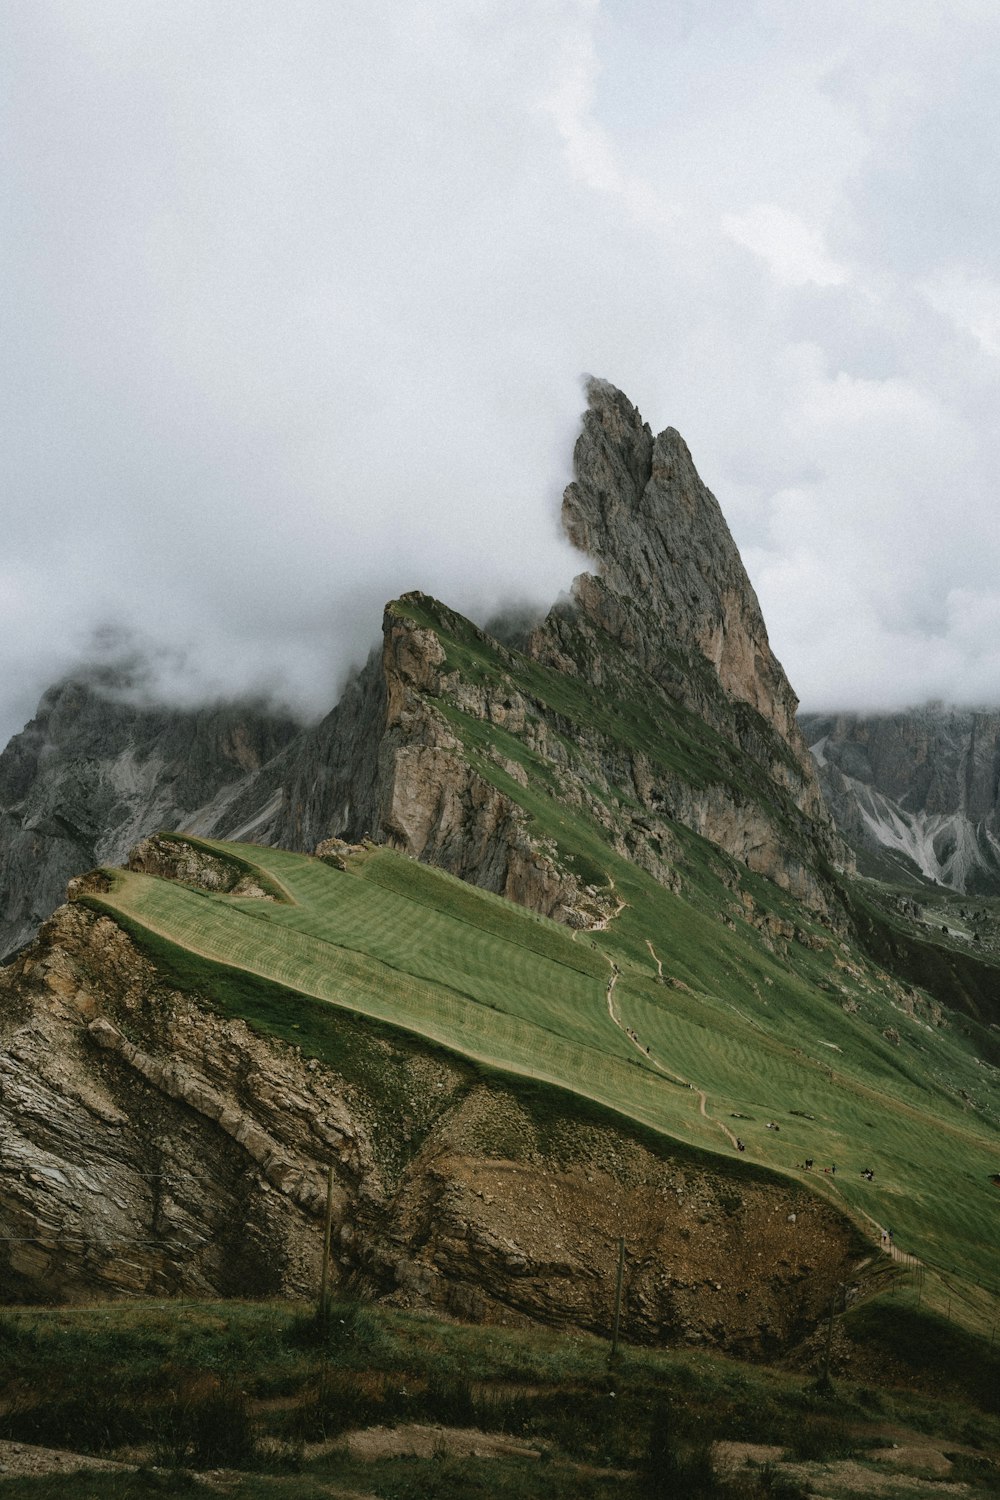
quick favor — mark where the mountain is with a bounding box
[2,383,998,1357]
[0,675,299,959]
[801,706,1000,894]
[0,379,847,956]
[197,379,848,923]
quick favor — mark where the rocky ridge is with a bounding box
[201,380,850,925]
[0,382,849,954]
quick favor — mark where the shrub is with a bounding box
[154,1380,258,1468]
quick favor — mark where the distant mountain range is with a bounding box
[801,707,1000,894]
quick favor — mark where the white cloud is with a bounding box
[723,204,847,287]
[2,0,1000,745]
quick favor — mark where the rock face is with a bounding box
[556,380,814,782]
[0,899,866,1349]
[801,706,1000,893]
[0,679,298,959]
[200,381,849,923]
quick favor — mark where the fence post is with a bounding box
[609,1237,625,1366]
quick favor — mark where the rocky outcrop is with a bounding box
[0,899,866,1348]
[0,678,298,959]
[125,833,279,899]
[196,382,849,921]
[802,706,1000,893]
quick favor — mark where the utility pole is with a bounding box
[318,1165,334,1330]
[609,1237,625,1367]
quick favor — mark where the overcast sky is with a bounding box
[3,1,1000,745]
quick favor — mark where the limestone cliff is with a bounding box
[0,897,867,1349]
[537,380,824,820]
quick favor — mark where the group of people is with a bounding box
[624,1024,651,1055]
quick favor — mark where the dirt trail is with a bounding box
[604,950,739,1149]
[644,938,663,978]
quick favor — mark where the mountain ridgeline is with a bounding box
[0,380,846,958]
[2,382,998,1347]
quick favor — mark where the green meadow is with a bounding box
[88,819,1000,1328]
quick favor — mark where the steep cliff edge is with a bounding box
[550,380,817,798]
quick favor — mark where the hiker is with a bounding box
[804,1159,813,1170]
[736,1137,745,1152]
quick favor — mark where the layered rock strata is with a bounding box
[0,899,866,1349]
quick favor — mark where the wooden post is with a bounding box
[318,1165,334,1329]
[822,1294,835,1381]
[609,1237,625,1365]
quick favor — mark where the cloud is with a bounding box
[2,0,1000,746]
[723,205,846,288]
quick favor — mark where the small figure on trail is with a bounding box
[736,1137,745,1152]
[804,1159,813,1170]
[646,1045,651,1055]
[765,1121,780,1131]
[862,1168,874,1181]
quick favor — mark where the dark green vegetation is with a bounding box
[1,1297,997,1497]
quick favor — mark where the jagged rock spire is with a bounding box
[561,378,805,756]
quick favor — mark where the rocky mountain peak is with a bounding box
[548,379,820,811]
[560,381,801,744]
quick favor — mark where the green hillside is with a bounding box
[87,823,1000,1331]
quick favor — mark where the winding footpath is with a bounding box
[606,960,922,1260]
[604,950,739,1149]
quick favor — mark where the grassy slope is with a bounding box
[89,830,1000,1321]
[2,1296,997,1494]
[80,596,1000,1336]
